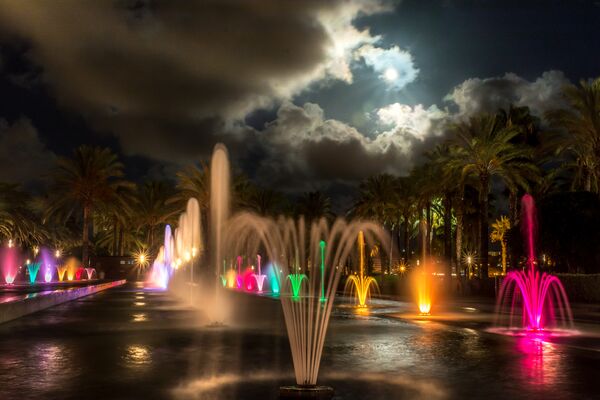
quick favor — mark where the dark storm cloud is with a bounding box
[0,0,580,195]
[0,118,55,185]
[444,70,570,119]
[0,0,395,161]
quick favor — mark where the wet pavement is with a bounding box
[0,283,598,400]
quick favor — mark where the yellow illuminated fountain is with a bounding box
[345,230,378,308]
[415,219,432,315]
[416,268,432,315]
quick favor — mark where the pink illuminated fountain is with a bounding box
[495,194,574,335]
[236,255,243,289]
[1,242,19,284]
[85,267,96,280]
[252,254,267,292]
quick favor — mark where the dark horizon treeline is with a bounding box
[1,78,599,276]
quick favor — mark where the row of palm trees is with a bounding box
[350,77,600,279]
[1,77,597,274]
[0,154,335,267]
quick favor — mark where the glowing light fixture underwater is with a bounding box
[345,231,378,308]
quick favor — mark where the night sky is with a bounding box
[1,0,599,204]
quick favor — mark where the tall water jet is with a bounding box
[495,194,574,335]
[148,225,174,289]
[209,143,231,323]
[226,214,389,396]
[345,231,378,308]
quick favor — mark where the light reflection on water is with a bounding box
[516,337,564,387]
[132,313,148,322]
[173,370,447,400]
[123,344,151,367]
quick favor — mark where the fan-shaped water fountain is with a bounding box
[85,267,96,280]
[267,263,280,295]
[252,254,267,293]
[1,242,19,284]
[345,231,378,307]
[235,255,243,289]
[226,213,389,395]
[40,248,55,283]
[494,194,574,335]
[27,262,41,284]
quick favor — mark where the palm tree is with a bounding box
[351,174,397,224]
[171,162,210,209]
[497,105,543,224]
[0,183,48,248]
[94,184,138,256]
[135,181,179,253]
[394,176,417,263]
[295,191,333,222]
[244,186,286,216]
[425,144,458,273]
[447,114,538,278]
[351,174,398,274]
[546,77,600,193]
[46,146,131,267]
[490,216,510,274]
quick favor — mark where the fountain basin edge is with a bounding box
[0,280,126,324]
[279,385,334,399]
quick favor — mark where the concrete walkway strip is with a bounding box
[0,280,126,324]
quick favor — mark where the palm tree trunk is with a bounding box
[509,191,518,226]
[456,187,465,279]
[149,226,154,251]
[480,176,490,279]
[112,215,118,256]
[118,224,124,256]
[82,205,90,268]
[403,213,410,262]
[420,217,427,266]
[426,202,432,255]
[443,193,452,288]
[585,171,592,192]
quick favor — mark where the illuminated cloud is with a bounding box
[251,102,441,190]
[376,103,447,142]
[355,44,419,89]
